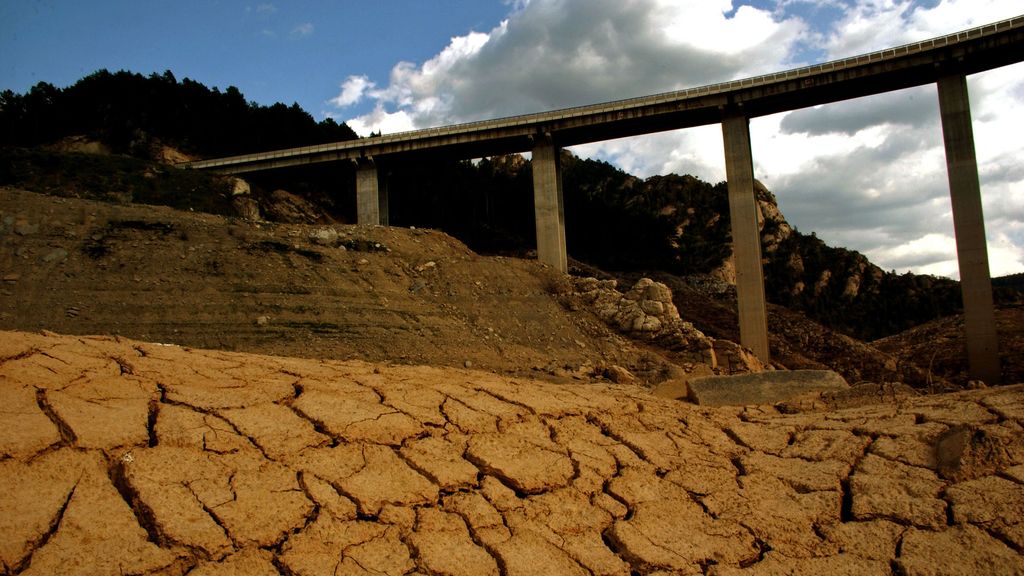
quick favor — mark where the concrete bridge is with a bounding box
[185,16,1024,384]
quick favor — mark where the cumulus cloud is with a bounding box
[346,105,416,136]
[823,0,1023,58]
[328,0,1024,277]
[760,0,1024,278]
[331,75,376,108]
[332,1,807,132]
[986,232,1024,278]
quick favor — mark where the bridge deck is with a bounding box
[184,16,1024,174]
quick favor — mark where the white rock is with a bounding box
[309,227,339,246]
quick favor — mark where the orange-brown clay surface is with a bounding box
[2,329,1023,575]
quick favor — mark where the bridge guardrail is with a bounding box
[185,15,1023,171]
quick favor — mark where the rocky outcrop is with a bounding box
[232,196,261,221]
[308,226,339,246]
[562,277,765,375]
[575,277,682,335]
[230,176,260,221]
[702,181,794,286]
[699,179,913,334]
[755,180,794,254]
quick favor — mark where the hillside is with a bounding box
[873,305,1024,386]
[3,143,997,345]
[4,184,991,392]
[0,186,644,380]
[6,71,1019,346]
[383,153,994,342]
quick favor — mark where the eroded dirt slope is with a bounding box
[2,330,1023,575]
[0,187,675,382]
[874,306,1024,387]
[3,186,954,390]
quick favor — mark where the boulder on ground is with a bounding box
[229,178,251,196]
[232,196,260,221]
[309,227,339,246]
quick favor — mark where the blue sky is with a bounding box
[1,1,509,118]
[2,1,1023,278]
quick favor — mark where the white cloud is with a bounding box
[331,75,376,108]
[987,232,1024,278]
[332,1,807,133]
[866,230,1024,279]
[340,29,492,131]
[291,22,314,37]
[346,104,416,136]
[823,0,1021,57]
[249,3,277,14]
[572,126,727,184]
[865,233,958,276]
[329,0,1024,278]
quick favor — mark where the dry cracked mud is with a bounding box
[2,329,1023,575]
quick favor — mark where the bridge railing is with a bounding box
[467,14,1022,127]
[185,15,1023,170]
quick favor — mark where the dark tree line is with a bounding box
[385,153,732,277]
[0,69,357,157]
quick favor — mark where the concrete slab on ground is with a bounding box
[687,369,849,406]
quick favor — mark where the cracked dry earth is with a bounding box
[2,330,1023,576]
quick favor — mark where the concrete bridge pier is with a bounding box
[532,134,568,273]
[721,108,771,362]
[355,157,387,225]
[937,74,1001,384]
[379,171,390,227]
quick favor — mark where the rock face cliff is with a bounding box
[751,179,878,301]
[644,176,964,342]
